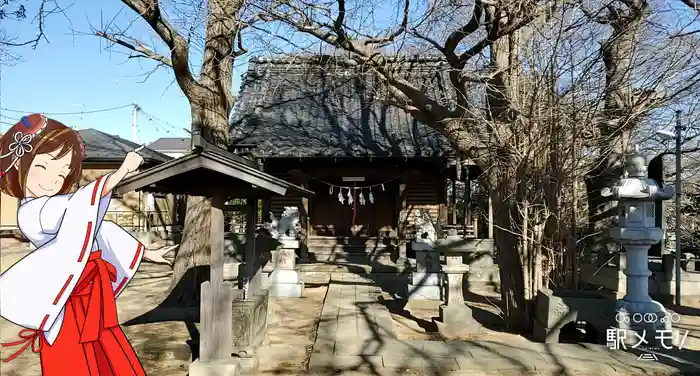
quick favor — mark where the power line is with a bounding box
[139,108,179,131]
[0,104,133,115]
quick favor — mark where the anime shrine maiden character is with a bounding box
[0,114,170,375]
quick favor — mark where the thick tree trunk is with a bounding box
[483,32,532,332]
[163,196,212,306]
[585,3,647,256]
[492,196,531,332]
[164,99,230,305]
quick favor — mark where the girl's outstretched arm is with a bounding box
[100,146,144,197]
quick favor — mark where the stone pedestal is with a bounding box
[189,359,241,376]
[436,252,481,335]
[268,237,304,297]
[231,289,269,372]
[407,242,443,300]
[614,239,672,345]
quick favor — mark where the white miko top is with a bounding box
[0,175,145,345]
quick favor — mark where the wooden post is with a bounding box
[199,281,213,362]
[488,195,494,239]
[261,199,271,224]
[396,182,408,263]
[463,168,472,236]
[200,195,232,361]
[244,197,259,298]
[451,179,457,225]
[211,196,226,290]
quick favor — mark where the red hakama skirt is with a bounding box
[2,251,146,376]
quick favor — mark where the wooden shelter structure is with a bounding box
[116,133,313,374]
[229,56,495,267]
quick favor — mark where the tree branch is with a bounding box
[362,0,410,46]
[679,0,700,13]
[0,0,55,48]
[94,31,173,67]
[443,1,484,67]
[119,0,198,96]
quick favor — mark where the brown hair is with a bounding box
[0,114,84,198]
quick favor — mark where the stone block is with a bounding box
[231,289,269,357]
[406,284,442,300]
[533,320,559,343]
[269,282,304,297]
[236,356,259,374]
[414,249,441,273]
[189,359,241,376]
[533,288,616,344]
[437,304,481,335]
[686,259,696,272]
[411,271,441,286]
[269,269,300,283]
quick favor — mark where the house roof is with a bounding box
[116,134,314,198]
[148,137,191,152]
[78,129,171,164]
[229,55,455,158]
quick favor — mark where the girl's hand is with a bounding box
[121,145,145,174]
[143,245,177,266]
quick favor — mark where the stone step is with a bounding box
[309,243,394,251]
[307,251,396,263]
[307,236,396,248]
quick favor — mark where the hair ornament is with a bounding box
[0,115,49,174]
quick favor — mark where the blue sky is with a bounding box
[0,1,251,144]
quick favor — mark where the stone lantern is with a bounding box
[602,148,675,344]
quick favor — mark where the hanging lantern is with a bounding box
[359,191,366,205]
[329,185,334,195]
[348,189,354,205]
[381,183,385,191]
[338,188,345,204]
[369,188,374,204]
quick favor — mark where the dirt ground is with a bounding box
[2,246,698,376]
[0,249,326,376]
[390,286,700,352]
[388,287,536,345]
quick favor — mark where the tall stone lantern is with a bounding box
[602,148,675,344]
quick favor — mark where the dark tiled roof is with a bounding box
[229,56,456,158]
[148,137,191,152]
[78,129,171,164]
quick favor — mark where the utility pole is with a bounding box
[132,103,140,143]
[674,110,683,306]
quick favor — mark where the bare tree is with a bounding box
[255,0,700,329]
[0,0,62,64]
[254,0,566,330]
[93,0,256,305]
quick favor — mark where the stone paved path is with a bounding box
[308,273,700,375]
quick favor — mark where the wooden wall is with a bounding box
[266,169,445,238]
[404,178,442,229]
[268,172,303,219]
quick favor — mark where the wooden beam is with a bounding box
[300,172,311,261]
[396,181,408,262]
[201,158,287,196]
[243,197,259,298]
[463,168,472,229]
[200,195,232,361]
[488,195,494,239]
[451,178,457,225]
[210,196,226,292]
